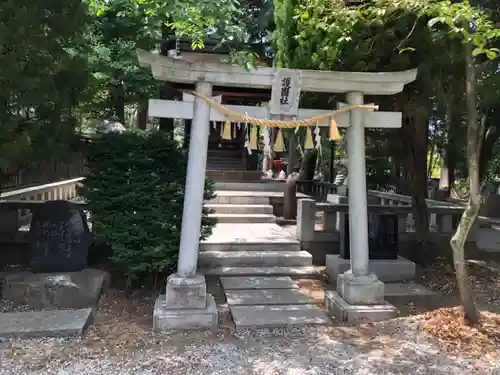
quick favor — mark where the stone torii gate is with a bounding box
[137,49,417,329]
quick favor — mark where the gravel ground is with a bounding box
[3,211,500,374]
[0,320,498,375]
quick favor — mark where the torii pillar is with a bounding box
[153,80,219,330]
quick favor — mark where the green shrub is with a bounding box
[82,130,216,284]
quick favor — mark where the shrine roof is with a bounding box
[162,37,270,66]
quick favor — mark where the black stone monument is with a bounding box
[29,200,91,273]
[341,213,398,260]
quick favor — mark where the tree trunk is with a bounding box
[283,173,298,219]
[112,81,125,123]
[450,42,480,325]
[399,83,430,265]
[137,101,148,129]
[288,132,298,173]
[299,149,318,181]
[478,123,499,181]
[445,144,457,197]
[330,141,336,183]
[183,120,192,149]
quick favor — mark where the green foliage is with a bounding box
[274,0,500,186]
[89,0,244,49]
[274,0,300,68]
[0,0,93,184]
[81,131,216,283]
[288,0,499,73]
[82,2,161,122]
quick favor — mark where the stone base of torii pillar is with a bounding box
[153,274,218,330]
[325,273,397,325]
[324,92,397,324]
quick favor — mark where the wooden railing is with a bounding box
[0,177,85,240]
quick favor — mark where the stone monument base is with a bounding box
[153,273,218,330]
[325,254,415,283]
[2,268,109,310]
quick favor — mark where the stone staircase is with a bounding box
[205,149,262,182]
[206,149,245,171]
[205,191,276,224]
[200,191,317,276]
[200,189,330,328]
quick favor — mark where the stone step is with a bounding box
[209,194,270,205]
[207,157,242,163]
[206,171,262,183]
[0,308,93,339]
[208,213,276,224]
[204,204,274,215]
[207,162,245,169]
[230,304,331,328]
[199,266,320,278]
[220,276,299,290]
[207,160,244,165]
[226,289,312,306]
[207,149,242,156]
[207,161,244,166]
[200,241,300,252]
[199,251,312,268]
[215,182,286,192]
[207,167,247,172]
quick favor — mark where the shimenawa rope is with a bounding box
[187,90,379,141]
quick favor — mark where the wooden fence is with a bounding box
[0,155,86,192]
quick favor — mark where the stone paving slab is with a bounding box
[384,282,437,297]
[226,289,313,306]
[201,266,320,278]
[201,223,299,244]
[0,308,93,338]
[221,276,298,290]
[230,304,331,328]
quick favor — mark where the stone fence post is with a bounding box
[437,214,454,234]
[297,198,316,242]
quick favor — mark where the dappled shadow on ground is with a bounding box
[151,322,492,374]
[4,247,500,373]
[3,288,499,374]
